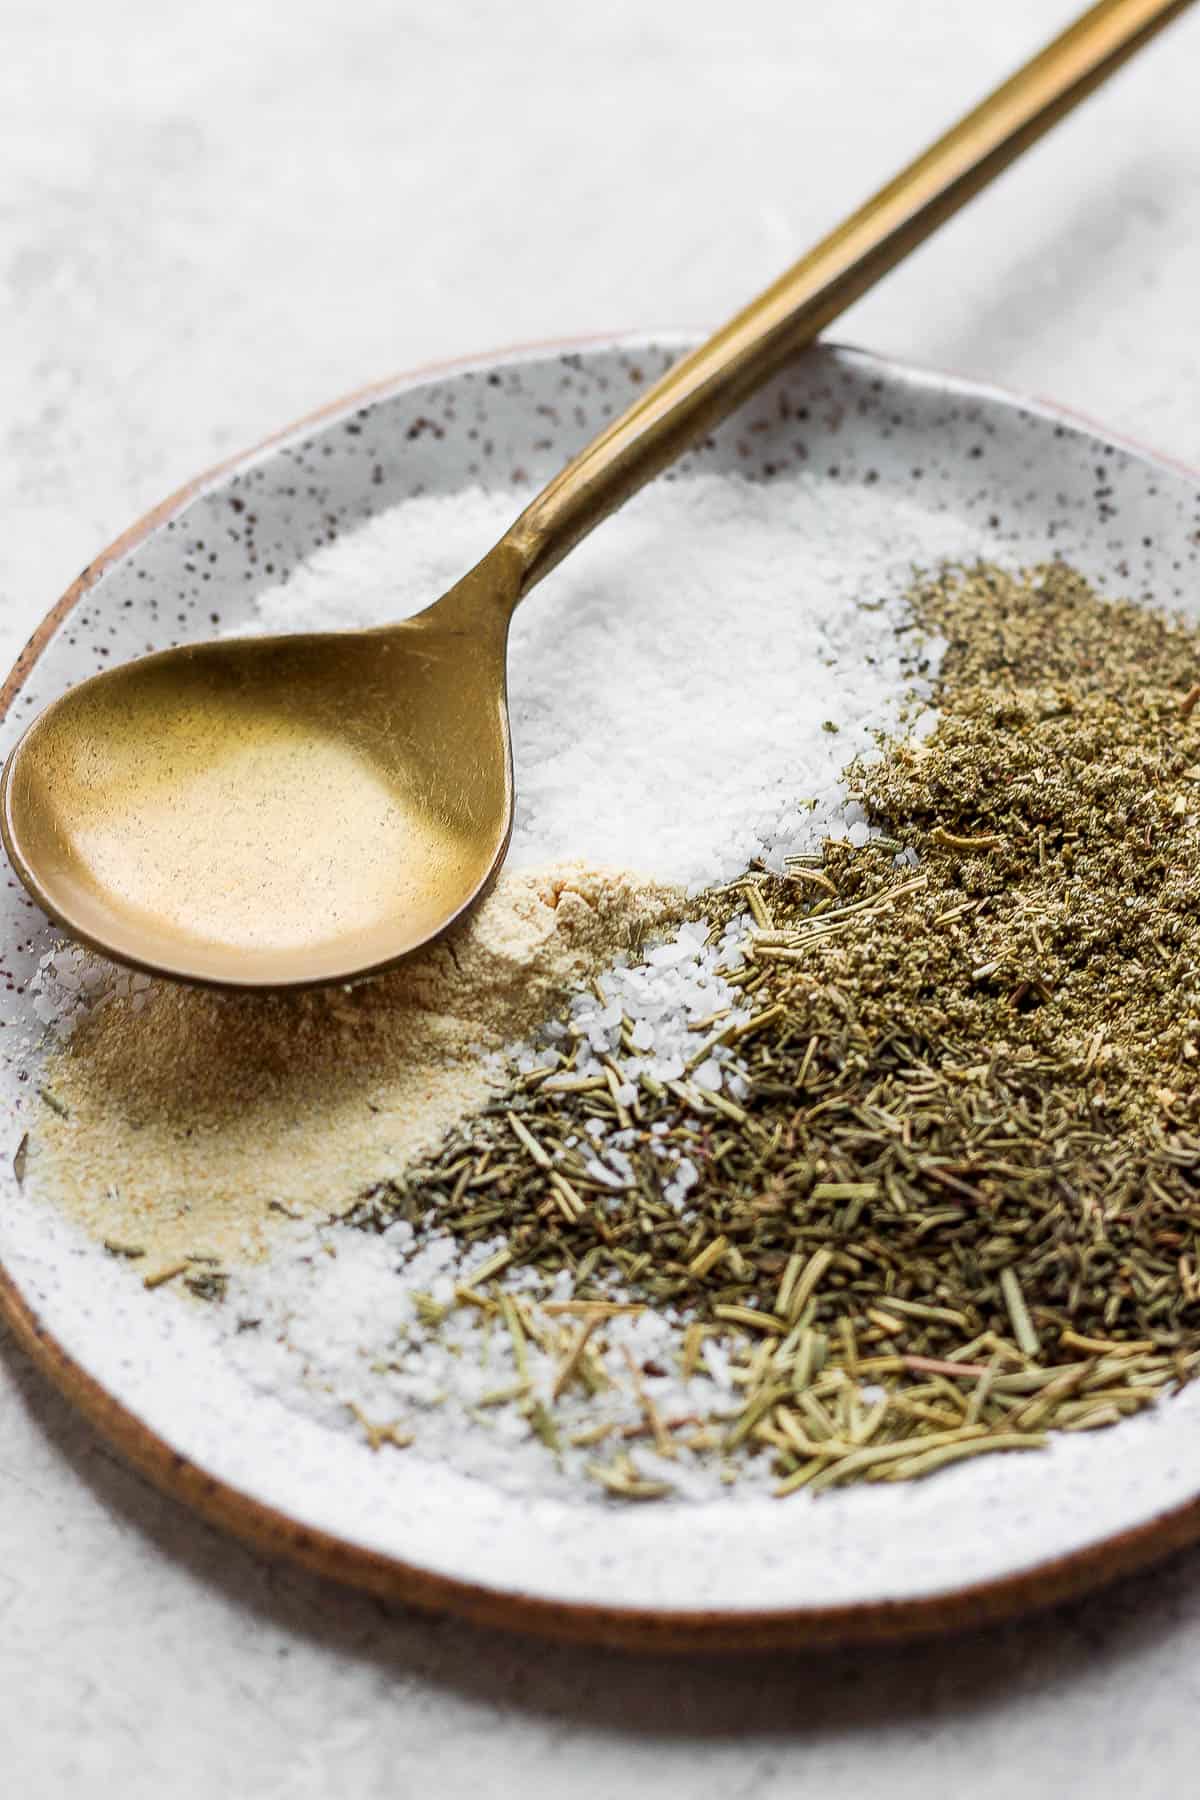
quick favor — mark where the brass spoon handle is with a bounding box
[503,0,1193,596]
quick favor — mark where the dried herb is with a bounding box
[184,1267,229,1302]
[340,561,1200,1493]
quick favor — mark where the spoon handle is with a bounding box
[502,0,1193,596]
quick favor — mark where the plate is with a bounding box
[3,337,1200,1652]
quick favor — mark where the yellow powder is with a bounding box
[29,862,683,1277]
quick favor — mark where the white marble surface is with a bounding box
[4,2,1200,1792]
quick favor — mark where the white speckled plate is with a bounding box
[3,338,1200,1652]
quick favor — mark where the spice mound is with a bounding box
[242,560,1200,1503]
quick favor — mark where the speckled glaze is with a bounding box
[2,337,1200,1652]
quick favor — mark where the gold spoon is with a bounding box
[2,0,1191,989]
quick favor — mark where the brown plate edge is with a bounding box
[4,334,1200,1654]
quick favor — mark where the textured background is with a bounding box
[4,2,1200,1792]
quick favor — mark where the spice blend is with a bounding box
[28,555,1200,1503]
[335,561,1200,1495]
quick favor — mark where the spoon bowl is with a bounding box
[0,550,520,987]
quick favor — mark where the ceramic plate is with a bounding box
[3,338,1200,1652]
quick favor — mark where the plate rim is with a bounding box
[4,332,1200,1653]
